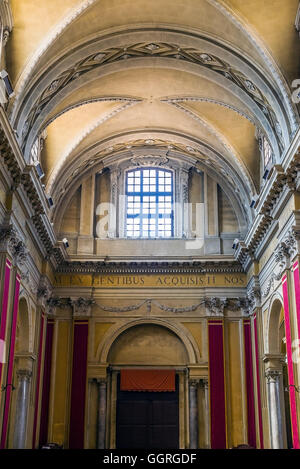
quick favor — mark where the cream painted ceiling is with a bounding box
[5,0,300,222]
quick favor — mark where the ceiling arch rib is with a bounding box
[12,29,291,162]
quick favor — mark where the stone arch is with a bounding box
[97,318,200,365]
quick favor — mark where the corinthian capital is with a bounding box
[205,297,227,316]
[71,297,95,318]
[0,225,28,267]
[265,369,281,383]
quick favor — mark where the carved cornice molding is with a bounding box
[234,151,300,267]
[0,121,65,269]
[56,260,244,275]
[0,127,22,186]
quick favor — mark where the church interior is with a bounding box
[1,0,300,450]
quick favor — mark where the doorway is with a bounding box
[116,374,179,449]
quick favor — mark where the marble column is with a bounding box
[97,379,107,449]
[13,369,32,448]
[200,378,210,448]
[189,379,199,449]
[266,370,283,449]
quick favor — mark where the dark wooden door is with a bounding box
[116,375,179,449]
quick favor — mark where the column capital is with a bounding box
[205,297,227,317]
[265,369,281,383]
[16,369,32,382]
[199,378,209,389]
[71,297,94,318]
[189,379,200,387]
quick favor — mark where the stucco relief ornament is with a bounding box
[205,297,228,316]
[45,297,65,316]
[0,226,28,266]
[247,286,261,311]
[130,155,169,167]
[71,297,95,317]
[262,275,275,299]
[284,229,300,259]
[273,241,290,280]
[37,276,53,307]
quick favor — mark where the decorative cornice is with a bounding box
[234,150,300,268]
[0,115,65,269]
[55,260,244,275]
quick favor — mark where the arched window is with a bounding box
[125,168,174,238]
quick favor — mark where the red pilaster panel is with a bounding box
[243,319,256,448]
[253,314,264,448]
[32,313,45,448]
[38,319,54,447]
[282,273,300,449]
[208,319,226,449]
[0,259,12,393]
[69,320,89,449]
[0,272,20,448]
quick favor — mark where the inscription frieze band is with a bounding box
[54,273,246,288]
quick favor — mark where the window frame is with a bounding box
[125,166,174,239]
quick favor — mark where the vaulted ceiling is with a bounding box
[5,0,300,228]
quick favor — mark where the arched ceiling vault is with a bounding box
[5,0,300,235]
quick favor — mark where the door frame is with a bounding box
[107,366,189,449]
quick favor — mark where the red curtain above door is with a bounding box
[120,369,175,392]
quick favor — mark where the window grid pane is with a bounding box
[126,167,173,238]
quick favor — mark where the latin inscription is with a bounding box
[54,274,246,288]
